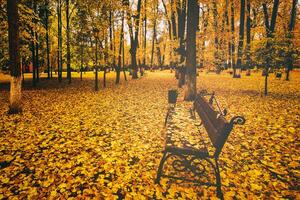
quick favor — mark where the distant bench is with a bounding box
[156,90,245,199]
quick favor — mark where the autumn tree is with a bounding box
[235,0,245,77]
[285,0,297,81]
[184,0,199,101]
[262,0,279,95]
[7,0,22,114]
[125,0,142,79]
[66,0,71,83]
[57,0,63,82]
[245,0,251,70]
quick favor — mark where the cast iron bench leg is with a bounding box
[215,159,224,200]
[155,151,168,184]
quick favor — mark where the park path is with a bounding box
[0,71,299,199]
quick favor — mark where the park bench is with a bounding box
[156,90,245,199]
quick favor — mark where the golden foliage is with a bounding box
[0,71,299,199]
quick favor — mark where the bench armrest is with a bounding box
[229,116,246,126]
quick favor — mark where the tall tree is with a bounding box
[212,0,220,72]
[245,0,251,69]
[45,0,51,79]
[225,0,231,69]
[34,2,40,83]
[285,0,297,81]
[31,1,36,87]
[66,0,71,83]
[94,28,99,91]
[125,0,142,79]
[262,0,279,95]
[57,0,63,82]
[7,0,22,114]
[143,0,147,68]
[184,0,199,101]
[150,0,158,69]
[199,6,209,69]
[176,0,187,87]
[235,0,246,77]
[230,0,236,71]
[116,10,125,84]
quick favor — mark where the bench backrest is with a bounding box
[194,94,234,158]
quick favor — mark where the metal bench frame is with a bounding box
[156,90,245,199]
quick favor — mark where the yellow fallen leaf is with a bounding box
[251,183,262,191]
[2,177,9,184]
[288,161,299,168]
[287,127,295,133]
[224,191,236,198]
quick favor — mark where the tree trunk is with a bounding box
[200,7,209,68]
[143,0,147,67]
[285,0,297,81]
[58,0,62,82]
[170,0,177,38]
[150,11,156,70]
[104,36,108,87]
[35,32,39,82]
[235,0,245,76]
[31,32,36,87]
[31,1,36,86]
[184,0,199,101]
[66,0,71,83]
[45,0,50,79]
[126,0,142,79]
[34,2,39,83]
[80,35,83,81]
[95,37,99,91]
[246,0,251,69]
[262,0,279,95]
[116,11,124,84]
[225,0,231,69]
[177,0,187,87]
[231,0,236,73]
[7,0,22,114]
[123,33,127,81]
[212,0,220,72]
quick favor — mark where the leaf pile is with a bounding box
[0,71,299,199]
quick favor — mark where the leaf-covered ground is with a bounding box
[0,71,299,199]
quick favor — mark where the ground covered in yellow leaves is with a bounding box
[0,71,299,199]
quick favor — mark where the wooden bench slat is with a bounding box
[194,96,228,149]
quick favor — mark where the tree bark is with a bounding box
[235,0,245,75]
[35,30,39,82]
[225,0,231,69]
[143,0,147,68]
[122,32,127,81]
[31,32,36,87]
[177,0,187,87]
[45,0,51,79]
[95,36,99,91]
[200,7,209,68]
[212,0,220,73]
[150,5,157,70]
[34,2,40,83]
[231,0,236,72]
[285,0,297,81]
[58,0,63,82]
[125,0,142,79]
[116,11,125,84]
[245,0,251,69]
[66,0,71,83]
[31,1,36,86]
[7,0,22,114]
[262,0,279,95]
[184,0,199,101]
